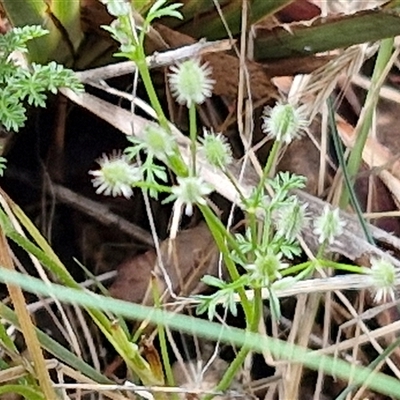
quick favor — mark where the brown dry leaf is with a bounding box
[109,222,219,305]
[154,24,278,104]
[80,0,114,39]
[276,0,321,22]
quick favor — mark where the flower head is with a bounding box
[89,151,141,198]
[313,205,346,245]
[262,101,308,144]
[367,258,397,303]
[245,249,288,287]
[127,124,175,161]
[200,129,232,169]
[166,175,213,216]
[274,198,309,242]
[168,59,215,107]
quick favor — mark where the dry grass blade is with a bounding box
[0,230,56,398]
[298,44,375,119]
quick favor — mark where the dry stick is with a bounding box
[287,293,321,400]
[319,320,400,356]
[285,294,307,398]
[52,361,128,400]
[76,38,234,82]
[352,73,400,103]
[0,359,59,384]
[52,184,154,247]
[314,289,332,400]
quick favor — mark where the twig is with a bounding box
[53,184,154,247]
[76,39,234,82]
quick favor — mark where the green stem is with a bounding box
[281,261,312,276]
[135,53,169,132]
[133,182,171,192]
[203,288,263,399]
[340,38,394,208]
[263,139,281,179]
[254,139,281,205]
[200,205,252,319]
[134,48,188,177]
[281,260,364,277]
[189,103,197,176]
[316,259,364,274]
[222,169,246,204]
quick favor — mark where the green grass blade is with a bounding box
[50,0,83,57]
[1,268,400,399]
[0,385,44,400]
[254,9,400,60]
[0,303,112,384]
[178,0,294,39]
[327,96,374,244]
[340,38,394,207]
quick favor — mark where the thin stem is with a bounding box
[222,169,246,204]
[328,97,374,244]
[136,58,169,132]
[254,139,281,206]
[203,288,263,399]
[189,103,197,176]
[200,205,252,319]
[263,139,281,180]
[152,281,178,400]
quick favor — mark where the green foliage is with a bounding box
[101,0,182,59]
[0,25,83,132]
[0,25,47,57]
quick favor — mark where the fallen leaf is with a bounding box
[109,222,220,305]
[276,0,321,22]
